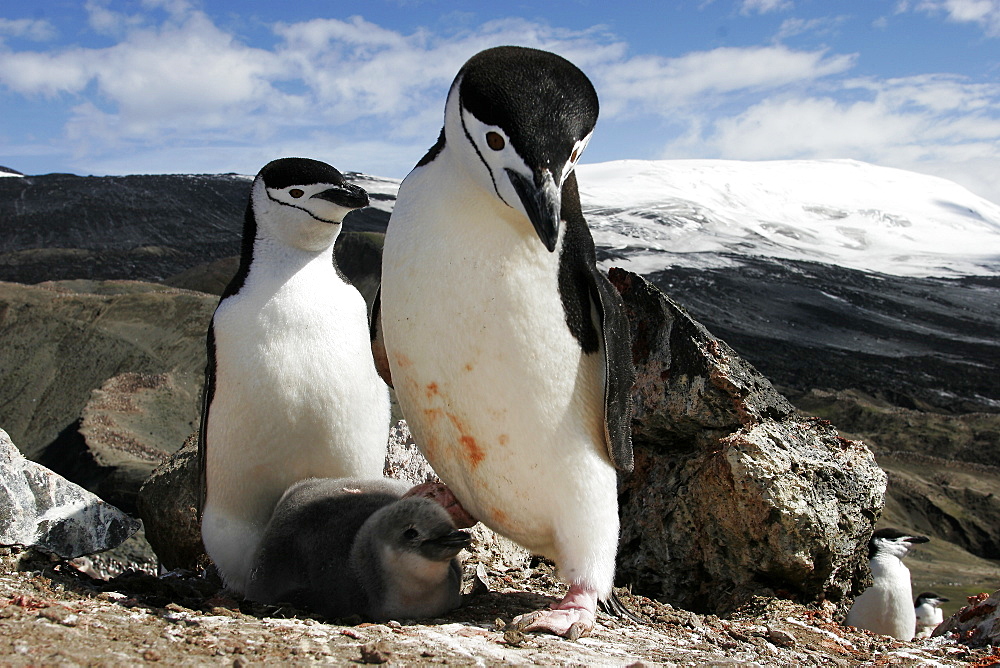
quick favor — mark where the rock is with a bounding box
[0,427,139,558]
[0,280,213,464]
[609,268,886,615]
[136,433,207,572]
[80,372,201,513]
[934,590,1000,646]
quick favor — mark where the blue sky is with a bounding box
[2,0,999,203]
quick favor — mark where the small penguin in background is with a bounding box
[376,46,636,639]
[246,477,471,621]
[845,528,930,640]
[914,591,949,638]
[200,158,391,594]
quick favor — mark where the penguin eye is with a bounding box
[289,188,304,199]
[485,132,505,151]
[403,528,419,541]
[570,148,579,163]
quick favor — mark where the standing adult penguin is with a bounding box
[201,157,391,594]
[913,591,949,638]
[374,46,636,639]
[845,528,930,640]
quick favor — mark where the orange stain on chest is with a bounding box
[445,412,486,469]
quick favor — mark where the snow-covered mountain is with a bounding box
[577,159,1000,279]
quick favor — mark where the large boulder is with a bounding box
[0,427,139,558]
[610,268,886,615]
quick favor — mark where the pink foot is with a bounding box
[403,481,478,529]
[509,584,598,640]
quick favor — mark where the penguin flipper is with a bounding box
[197,323,217,518]
[558,172,635,473]
[589,263,635,473]
[369,286,394,388]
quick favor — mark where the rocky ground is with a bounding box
[2,547,997,667]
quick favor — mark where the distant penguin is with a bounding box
[375,46,636,638]
[845,528,930,640]
[246,477,471,621]
[914,591,949,638]
[200,157,391,594]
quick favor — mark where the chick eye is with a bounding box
[403,528,419,540]
[486,132,505,151]
[289,188,304,198]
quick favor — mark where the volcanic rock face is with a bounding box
[610,268,886,614]
[0,428,139,558]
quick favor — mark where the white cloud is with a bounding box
[903,0,1000,36]
[0,17,57,42]
[740,0,794,15]
[662,75,1000,202]
[595,46,855,117]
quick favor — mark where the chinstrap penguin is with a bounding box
[200,157,391,594]
[845,527,930,641]
[375,45,636,639]
[246,477,471,621]
[914,591,949,638]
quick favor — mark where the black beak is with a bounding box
[426,530,472,549]
[311,182,369,210]
[905,535,930,544]
[505,168,561,252]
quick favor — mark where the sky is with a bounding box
[1,0,999,204]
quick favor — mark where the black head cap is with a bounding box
[259,157,348,189]
[457,46,599,171]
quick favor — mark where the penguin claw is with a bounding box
[508,607,595,639]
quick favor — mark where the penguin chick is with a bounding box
[246,477,471,621]
[914,591,949,638]
[845,528,930,641]
[377,45,636,639]
[200,157,391,594]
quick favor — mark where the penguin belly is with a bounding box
[203,270,389,591]
[382,173,617,590]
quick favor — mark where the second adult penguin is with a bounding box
[201,157,391,594]
[376,46,635,638]
[845,528,930,640]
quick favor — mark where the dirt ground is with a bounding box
[1,546,998,667]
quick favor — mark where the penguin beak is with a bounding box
[505,168,561,252]
[426,529,472,549]
[904,535,930,545]
[311,182,370,210]
[420,529,472,561]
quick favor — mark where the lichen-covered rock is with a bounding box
[609,268,886,615]
[934,590,1000,646]
[0,427,139,558]
[136,432,206,572]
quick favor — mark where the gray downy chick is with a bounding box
[246,477,470,621]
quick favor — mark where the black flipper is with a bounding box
[197,323,217,518]
[369,286,393,388]
[557,172,635,472]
